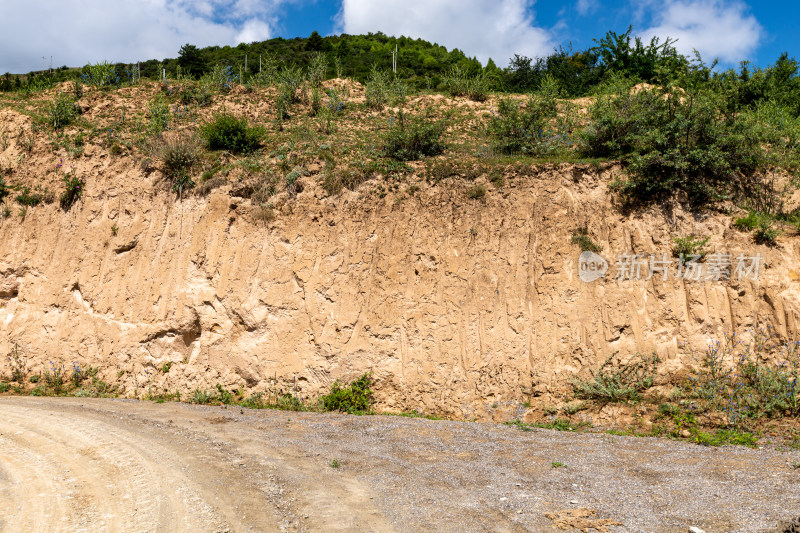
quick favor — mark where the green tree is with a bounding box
[177,43,208,78]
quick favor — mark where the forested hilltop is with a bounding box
[2,27,799,105]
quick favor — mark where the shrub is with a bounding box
[200,113,264,154]
[147,93,171,135]
[382,111,447,161]
[582,85,766,206]
[60,172,84,210]
[307,52,328,87]
[486,77,563,155]
[49,93,78,129]
[571,226,603,252]
[156,134,200,196]
[754,220,779,245]
[319,373,373,413]
[572,352,659,403]
[365,66,389,110]
[201,64,238,93]
[82,61,117,88]
[443,65,490,101]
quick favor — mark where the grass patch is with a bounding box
[571,226,602,252]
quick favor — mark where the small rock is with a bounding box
[569,500,579,505]
[500,497,507,502]
[689,527,706,533]
[681,429,691,438]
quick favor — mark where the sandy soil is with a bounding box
[0,397,798,532]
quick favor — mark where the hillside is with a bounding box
[1,69,800,446]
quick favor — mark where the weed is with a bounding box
[7,344,27,382]
[15,187,43,207]
[111,223,118,235]
[466,184,486,199]
[60,172,84,210]
[571,352,659,403]
[551,462,566,468]
[0,383,9,393]
[571,226,603,252]
[252,204,276,224]
[329,459,340,469]
[319,373,373,414]
[161,361,173,373]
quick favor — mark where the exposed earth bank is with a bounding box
[2,87,800,418]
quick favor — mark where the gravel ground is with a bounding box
[0,396,798,532]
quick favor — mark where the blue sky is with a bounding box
[0,1,796,74]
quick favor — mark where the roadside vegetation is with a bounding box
[1,28,800,447]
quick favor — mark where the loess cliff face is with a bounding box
[2,104,800,419]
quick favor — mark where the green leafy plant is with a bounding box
[571,352,659,403]
[672,235,709,259]
[551,461,566,468]
[200,113,264,154]
[329,459,340,469]
[148,93,171,135]
[382,111,447,161]
[49,93,79,129]
[487,76,565,155]
[319,373,374,413]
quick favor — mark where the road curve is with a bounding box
[0,397,798,532]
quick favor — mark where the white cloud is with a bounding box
[338,0,554,66]
[0,0,289,73]
[639,0,762,64]
[575,0,598,16]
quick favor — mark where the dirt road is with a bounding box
[0,397,797,532]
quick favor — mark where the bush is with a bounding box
[486,77,565,155]
[319,373,373,413]
[147,93,171,135]
[49,93,78,129]
[382,111,447,161]
[365,66,390,110]
[685,326,800,429]
[156,134,200,195]
[200,113,264,154]
[672,235,709,259]
[443,65,490,102]
[82,61,117,88]
[572,352,659,403]
[582,85,766,206]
